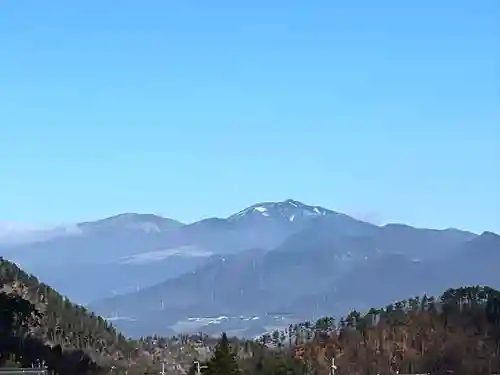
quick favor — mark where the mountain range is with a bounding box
[1,199,498,338]
[0,200,353,302]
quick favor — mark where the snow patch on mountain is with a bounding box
[119,246,213,265]
[228,199,334,222]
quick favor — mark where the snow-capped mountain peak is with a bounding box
[228,199,334,223]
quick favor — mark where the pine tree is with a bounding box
[203,333,240,375]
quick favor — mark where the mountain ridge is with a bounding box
[2,199,493,339]
[84,202,495,338]
[1,199,352,303]
[1,199,475,241]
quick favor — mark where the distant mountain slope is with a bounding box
[1,200,362,303]
[1,213,185,266]
[88,215,483,337]
[0,214,188,303]
[287,231,500,317]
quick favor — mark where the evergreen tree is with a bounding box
[203,333,240,375]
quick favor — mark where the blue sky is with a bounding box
[1,0,498,233]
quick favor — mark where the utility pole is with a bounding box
[193,360,207,375]
[330,357,337,375]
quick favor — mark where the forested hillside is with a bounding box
[192,286,500,375]
[0,257,140,374]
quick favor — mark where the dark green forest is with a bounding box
[2,257,500,375]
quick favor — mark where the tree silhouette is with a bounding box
[203,333,240,375]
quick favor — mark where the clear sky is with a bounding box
[1,0,498,233]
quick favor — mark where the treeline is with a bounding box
[120,286,500,375]
[186,332,304,375]
[256,286,500,375]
